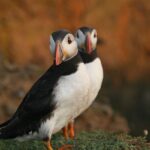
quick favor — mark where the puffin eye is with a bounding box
[94,33,97,38]
[68,36,72,44]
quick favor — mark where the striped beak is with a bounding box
[86,33,92,54]
[55,41,63,65]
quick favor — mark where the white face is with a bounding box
[90,29,98,50]
[75,29,98,52]
[50,33,78,61]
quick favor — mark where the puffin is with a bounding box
[0,30,90,150]
[63,27,103,139]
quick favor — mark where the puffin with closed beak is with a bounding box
[62,27,103,139]
[0,30,90,150]
[76,26,103,108]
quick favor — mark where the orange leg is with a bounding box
[68,122,75,139]
[62,126,69,140]
[59,122,74,149]
[43,138,53,150]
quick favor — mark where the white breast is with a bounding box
[38,62,90,138]
[85,58,103,108]
[15,59,102,141]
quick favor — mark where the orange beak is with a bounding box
[86,33,92,54]
[55,41,63,65]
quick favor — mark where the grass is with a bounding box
[0,131,149,150]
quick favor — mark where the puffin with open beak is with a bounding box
[62,27,103,140]
[0,30,90,150]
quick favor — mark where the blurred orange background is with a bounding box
[0,0,150,140]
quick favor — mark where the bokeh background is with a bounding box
[0,0,150,140]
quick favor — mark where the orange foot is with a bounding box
[58,144,73,150]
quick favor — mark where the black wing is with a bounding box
[0,66,59,139]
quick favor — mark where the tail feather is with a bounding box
[0,117,19,139]
[0,127,6,139]
[0,124,10,139]
[0,119,12,129]
[0,119,12,139]
[0,130,13,139]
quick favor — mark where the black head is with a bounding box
[50,29,78,65]
[75,27,98,54]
